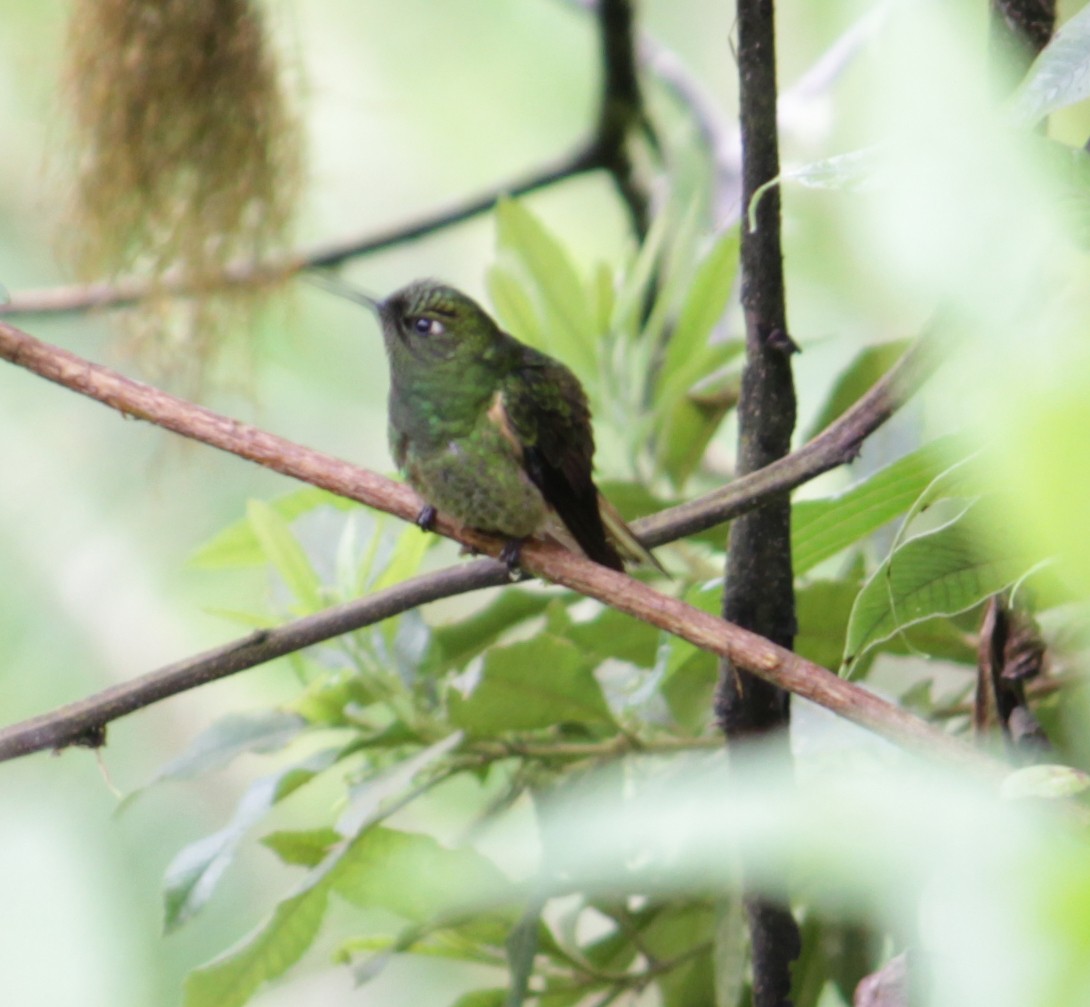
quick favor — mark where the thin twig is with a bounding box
[1,144,600,318]
[0,317,999,779]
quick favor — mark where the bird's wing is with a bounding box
[498,346,625,571]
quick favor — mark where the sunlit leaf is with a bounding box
[332,827,514,924]
[1011,3,1090,125]
[494,198,597,376]
[247,499,323,611]
[657,228,740,403]
[485,265,547,349]
[190,489,350,569]
[1001,764,1090,801]
[261,828,341,868]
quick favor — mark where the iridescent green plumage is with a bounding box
[367,279,657,572]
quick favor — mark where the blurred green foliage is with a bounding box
[4,3,1090,1007]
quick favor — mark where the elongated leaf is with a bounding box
[247,499,323,611]
[486,266,547,349]
[657,228,740,403]
[495,198,597,376]
[843,508,1026,675]
[165,776,281,934]
[792,439,961,576]
[1011,3,1090,126]
[190,489,350,569]
[504,902,542,1007]
[164,748,342,933]
[803,340,911,441]
[151,711,307,783]
[184,873,332,1007]
[448,635,615,736]
[658,366,741,485]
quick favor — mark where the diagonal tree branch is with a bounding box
[0,315,997,780]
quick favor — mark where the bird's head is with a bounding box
[376,280,500,364]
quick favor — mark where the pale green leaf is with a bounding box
[261,828,341,868]
[1011,3,1090,125]
[657,228,740,403]
[494,198,597,376]
[485,266,547,349]
[151,711,307,783]
[792,439,962,576]
[331,826,513,923]
[247,500,323,611]
[1001,765,1090,801]
[190,489,349,569]
[164,748,342,933]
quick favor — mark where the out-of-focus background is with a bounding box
[3,1,1090,1004]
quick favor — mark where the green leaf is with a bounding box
[658,583,720,734]
[638,903,716,1006]
[658,367,741,485]
[247,499,323,611]
[163,748,342,933]
[792,440,961,576]
[657,228,740,403]
[151,711,307,783]
[1011,3,1090,126]
[569,607,659,669]
[777,146,882,193]
[494,198,597,376]
[184,875,332,1007]
[261,828,342,868]
[504,902,542,1007]
[451,991,507,1007]
[448,636,615,736]
[1001,765,1090,801]
[428,589,554,671]
[803,340,911,441]
[332,827,513,924]
[843,507,1027,675]
[190,489,350,569]
[165,776,282,934]
[486,266,547,350]
[794,578,861,672]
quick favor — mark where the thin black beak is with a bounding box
[306,270,383,314]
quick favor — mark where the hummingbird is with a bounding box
[317,275,659,573]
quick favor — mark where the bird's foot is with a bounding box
[499,538,526,581]
[415,504,437,532]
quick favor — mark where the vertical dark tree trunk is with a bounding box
[717,2,801,1004]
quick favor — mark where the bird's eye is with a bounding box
[411,316,443,337]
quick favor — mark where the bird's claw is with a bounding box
[415,504,437,531]
[499,538,525,581]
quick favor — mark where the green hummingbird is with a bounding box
[320,276,659,572]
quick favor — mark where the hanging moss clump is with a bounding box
[64,0,304,381]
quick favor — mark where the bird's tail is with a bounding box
[597,493,666,574]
